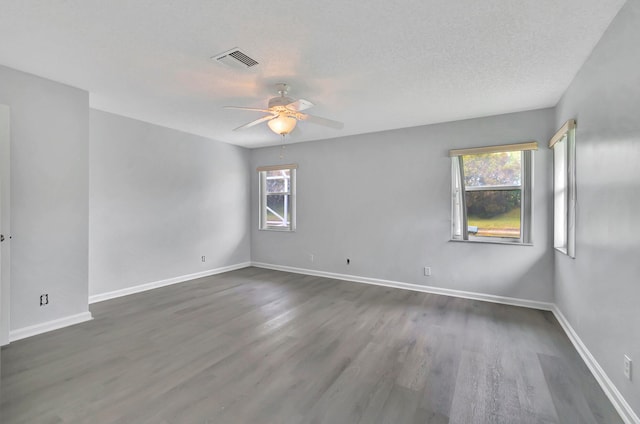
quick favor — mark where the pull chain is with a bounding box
[279,134,286,159]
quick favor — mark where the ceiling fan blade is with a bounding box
[299,113,344,129]
[224,106,274,113]
[233,115,274,131]
[285,98,314,111]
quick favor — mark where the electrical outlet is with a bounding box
[624,355,632,380]
[309,254,314,263]
[39,294,49,306]
[424,267,432,276]
[201,256,206,262]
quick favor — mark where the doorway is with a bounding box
[1,104,10,345]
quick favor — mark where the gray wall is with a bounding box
[555,0,640,415]
[3,4,638,411]
[89,110,251,297]
[0,65,90,330]
[251,108,556,303]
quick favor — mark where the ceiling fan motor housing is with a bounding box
[268,96,295,109]
[226,82,343,133]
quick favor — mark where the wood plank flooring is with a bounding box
[1,267,623,423]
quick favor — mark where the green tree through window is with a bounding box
[450,143,535,244]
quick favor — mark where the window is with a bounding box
[258,164,297,231]
[550,120,576,257]
[450,142,537,244]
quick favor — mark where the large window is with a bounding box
[450,142,536,244]
[258,164,297,231]
[550,120,576,257]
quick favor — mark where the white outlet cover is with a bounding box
[624,355,632,380]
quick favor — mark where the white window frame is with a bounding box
[450,142,537,245]
[549,120,576,257]
[258,164,297,231]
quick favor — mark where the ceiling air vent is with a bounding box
[213,48,259,69]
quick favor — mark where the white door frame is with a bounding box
[1,104,10,346]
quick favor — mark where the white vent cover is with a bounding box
[212,48,259,69]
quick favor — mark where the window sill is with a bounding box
[449,239,533,246]
[259,227,296,232]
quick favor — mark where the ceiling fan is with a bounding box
[224,83,344,136]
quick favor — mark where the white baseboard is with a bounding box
[88,262,251,304]
[551,306,639,424]
[251,262,554,311]
[9,311,93,343]
[8,262,636,422]
[252,261,637,424]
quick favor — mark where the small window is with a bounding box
[258,164,297,231]
[450,142,536,244]
[550,120,576,257]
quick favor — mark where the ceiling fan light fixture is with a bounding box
[226,83,343,135]
[268,115,297,135]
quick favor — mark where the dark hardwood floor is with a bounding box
[1,267,623,423]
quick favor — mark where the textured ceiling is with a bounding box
[0,0,627,148]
